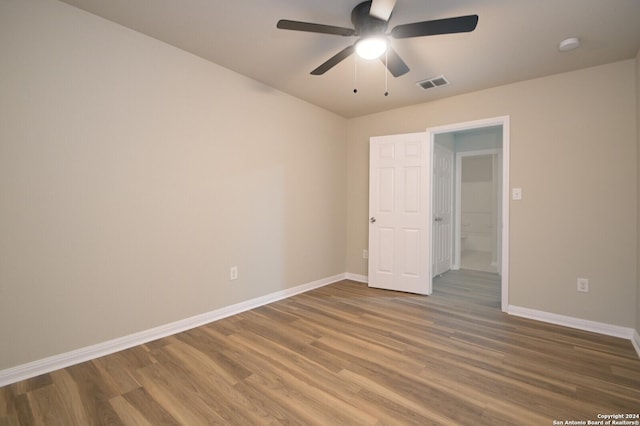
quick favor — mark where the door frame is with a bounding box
[427,116,510,312]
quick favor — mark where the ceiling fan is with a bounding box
[277,0,478,77]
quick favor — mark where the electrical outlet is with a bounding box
[230,266,238,281]
[577,278,589,293]
[363,249,368,259]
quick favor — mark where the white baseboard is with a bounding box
[345,273,368,283]
[632,330,640,358]
[508,305,635,340]
[0,273,346,387]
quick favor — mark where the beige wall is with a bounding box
[636,48,640,335]
[0,0,347,369]
[347,60,637,327]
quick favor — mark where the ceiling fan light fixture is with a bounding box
[355,37,388,60]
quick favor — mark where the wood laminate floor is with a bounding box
[1,270,639,425]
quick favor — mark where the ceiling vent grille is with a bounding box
[417,75,450,90]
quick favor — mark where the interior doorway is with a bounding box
[428,117,509,312]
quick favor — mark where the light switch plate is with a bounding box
[512,188,522,200]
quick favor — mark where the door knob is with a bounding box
[370,217,376,223]
[434,217,443,222]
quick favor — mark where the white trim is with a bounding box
[426,116,510,312]
[508,305,635,340]
[501,119,510,311]
[632,330,640,358]
[0,273,346,387]
[345,273,368,283]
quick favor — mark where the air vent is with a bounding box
[417,75,450,90]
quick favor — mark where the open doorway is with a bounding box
[428,117,509,312]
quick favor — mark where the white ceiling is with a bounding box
[59,0,640,118]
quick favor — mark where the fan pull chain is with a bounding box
[352,51,391,97]
[384,49,389,97]
[353,56,358,94]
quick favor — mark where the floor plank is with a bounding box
[1,270,639,425]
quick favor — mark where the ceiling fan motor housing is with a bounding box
[352,1,389,36]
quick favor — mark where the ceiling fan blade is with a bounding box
[369,0,397,21]
[277,20,355,36]
[311,45,355,75]
[380,46,409,77]
[391,15,478,39]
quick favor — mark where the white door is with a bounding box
[432,144,453,276]
[368,133,430,295]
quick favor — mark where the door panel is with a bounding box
[368,133,430,295]
[403,229,420,276]
[377,227,394,272]
[404,167,421,212]
[379,167,394,213]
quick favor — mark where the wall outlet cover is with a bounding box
[577,278,589,293]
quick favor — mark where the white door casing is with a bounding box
[368,133,430,295]
[432,144,453,276]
